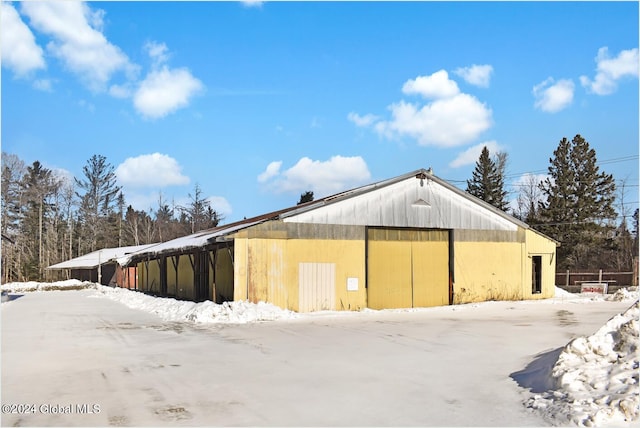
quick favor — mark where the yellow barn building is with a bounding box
[118,169,558,312]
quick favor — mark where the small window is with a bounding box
[532,256,542,294]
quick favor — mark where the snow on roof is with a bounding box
[47,244,158,270]
[115,219,264,266]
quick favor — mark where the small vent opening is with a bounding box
[412,198,431,207]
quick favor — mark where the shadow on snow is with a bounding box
[510,347,563,393]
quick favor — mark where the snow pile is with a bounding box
[607,287,639,302]
[93,285,298,324]
[554,286,575,297]
[551,286,638,304]
[1,279,95,293]
[527,300,639,427]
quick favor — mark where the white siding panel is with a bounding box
[285,176,517,231]
[299,263,336,312]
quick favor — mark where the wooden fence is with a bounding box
[555,268,638,294]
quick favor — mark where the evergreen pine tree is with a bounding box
[75,155,121,252]
[466,146,508,211]
[538,134,616,269]
[297,190,314,205]
[180,184,222,233]
[20,161,56,279]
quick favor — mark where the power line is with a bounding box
[503,154,638,180]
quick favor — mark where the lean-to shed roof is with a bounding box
[47,244,158,270]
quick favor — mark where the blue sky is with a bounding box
[2,1,638,224]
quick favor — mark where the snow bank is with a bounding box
[606,287,639,302]
[527,300,639,427]
[554,286,575,297]
[93,285,298,324]
[550,286,638,304]
[1,279,95,293]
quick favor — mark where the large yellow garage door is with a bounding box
[367,228,449,309]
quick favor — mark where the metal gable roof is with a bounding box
[72,168,556,267]
[281,169,517,228]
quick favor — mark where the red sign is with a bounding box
[581,283,607,294]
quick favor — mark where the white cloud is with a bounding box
[207,196,233,217]
[580,47,639,95]
[109,83,132,99]
[454,64,493,88]
[121,191,160,213]
[51,167,75,187]
[514,173,548,188]
[402,70,460,99]
[259,155,371,197]
[33,79,53,92]
[20,1,137,92]
[78,99,95,113]
[449,141,503,168]
[347,112,379,127]
[0,2,46,76]
[258,161,282,183]
[133,66,204,119]
[145,41,170,67]
[116,153,190,188]
[374,94,492,147]
[508,173,549,213]
[351,71,492,147]
[532,77,575,113]
[241,1,264,8]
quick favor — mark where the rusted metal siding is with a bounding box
[234,236,366,312]
[246,239,288,309]
[284,176,518,232]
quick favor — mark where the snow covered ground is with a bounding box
[1,280,638,426]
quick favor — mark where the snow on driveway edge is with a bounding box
[91,284,298,324]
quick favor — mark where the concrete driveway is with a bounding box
[1,289,632,426]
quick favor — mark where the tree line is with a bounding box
[2,134,637,282]
[465,134,638,272]
[1,153,222,283]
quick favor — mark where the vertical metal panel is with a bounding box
[367,228,449,309]
[367,240,412,309]
[233,238,249,302]
[298,262,336,312]
[177,254,193,300]
[412,238,449,307]
[288,239,366,312]
[284,176,518,231]
[215,248,234,302]
[167,256,179,297]
[247,239,288,308]
[453,241,524,304]
[146,259,161,294]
